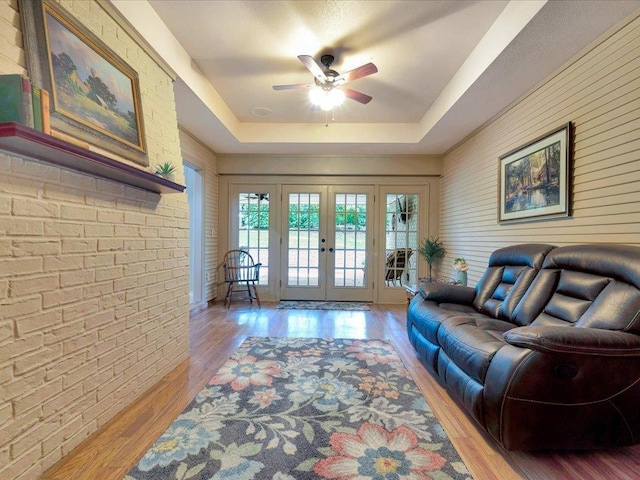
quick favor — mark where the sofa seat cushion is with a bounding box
[437,316,516,384]
[438,302,479,314]
[410,299,477,344]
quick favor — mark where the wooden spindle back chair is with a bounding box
[223,249,261,308]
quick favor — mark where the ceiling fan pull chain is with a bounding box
[324,108,337,127]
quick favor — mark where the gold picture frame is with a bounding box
[20,0,147,166]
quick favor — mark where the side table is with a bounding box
[405,278,458,308]
[405,284,419,308]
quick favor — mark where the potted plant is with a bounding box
[155,161,176,181]
[418,236,446,282]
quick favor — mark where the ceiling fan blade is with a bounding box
[335,62,378,85]
[273,83,312,90]
[298,55,327,83]
[342,87,373,104]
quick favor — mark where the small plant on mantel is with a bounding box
[155,162,176,180]
[418,236,446,282]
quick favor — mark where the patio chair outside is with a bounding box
[385,248,413,286]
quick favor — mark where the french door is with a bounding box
[280,185,374,301]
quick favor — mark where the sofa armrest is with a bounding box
[504,325,640,357]
[486,327,640,449]
[418,283,476,304]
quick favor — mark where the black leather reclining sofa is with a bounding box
[407,243,640,450]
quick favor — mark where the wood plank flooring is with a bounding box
[41,302,640,480]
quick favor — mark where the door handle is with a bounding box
[329,247,334,252]
[320,247,326,252]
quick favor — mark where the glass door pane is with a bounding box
[238,192,270,285]
[230,184,278,302]
[333,194,366,287]
[326,186,374,302]
[384,193,419,287]
[287,192,320,286]
[281,186,325,301]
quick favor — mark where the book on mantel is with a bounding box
[32,85,42,131]
[0,74,34,128]
[40,87,50,134]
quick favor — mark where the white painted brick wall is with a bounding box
[0,1,190,479]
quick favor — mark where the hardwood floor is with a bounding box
[41,302,640,480]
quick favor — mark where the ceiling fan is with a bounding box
[273,54,378,109]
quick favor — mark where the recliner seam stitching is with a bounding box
[497,350,535,446]
[608,399,635,443]
[623,310,640,333]
[506,373,640,407]
[510,338,640,356]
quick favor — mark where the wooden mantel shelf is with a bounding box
[0,122,185,194]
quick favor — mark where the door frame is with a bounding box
[326,185,374,302]
[280,185,327,301]
[228,184,279,300]
[184,161,204,306]
[279,185,375,302]
[220,175,439,304]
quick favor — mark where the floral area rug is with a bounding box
[124,337,472,480]
[276,301,371,311]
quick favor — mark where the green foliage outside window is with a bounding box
[240,203,366,231]
[289,204,320,229]
[240,203,269,229]
[335,205,366,230]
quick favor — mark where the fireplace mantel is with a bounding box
[0,122,185,194]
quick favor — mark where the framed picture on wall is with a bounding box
[498,122,572,223]
[19,0,148,166]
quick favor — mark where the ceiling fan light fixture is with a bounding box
[320,97,334,111]
[329,88,345,104]
[309,86,325,105]
[309,86,345,111]
[275,53,377,110]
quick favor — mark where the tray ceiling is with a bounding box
[113,0,640,155]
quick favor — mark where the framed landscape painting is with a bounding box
[498,123,572,223]
[20,0,147,166]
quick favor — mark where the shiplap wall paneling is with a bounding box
[440,13,640,285]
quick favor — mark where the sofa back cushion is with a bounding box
[511,244,640,333]
[473,244,555,320]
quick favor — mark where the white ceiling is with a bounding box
[137,0,640,156]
